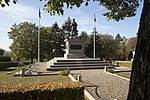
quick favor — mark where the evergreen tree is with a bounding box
[61,17,72,38]
[51,22,65,57]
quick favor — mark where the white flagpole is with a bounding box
[38,8,41,62]
[93,13,96,59]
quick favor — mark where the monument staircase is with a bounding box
[47,57,112,71]
[47,37,112,71]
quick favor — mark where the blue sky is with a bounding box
[0,0,143,51]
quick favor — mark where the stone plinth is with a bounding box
[64,37,86,58]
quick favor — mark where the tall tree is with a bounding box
[97,34,119,60]
[80,31,88,39]
[115,35,128,60]
[84,35,93,58]
[40,26,55,61]
[120,36,128,60]
[0,48,5,55]
[126,37,137,51]
[41,26,54,60]
[115,33,123,43]
[8,22,38,62]
[127,0,150,99]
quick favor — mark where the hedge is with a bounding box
[0,82,84,100]
[0,55,11,62]
[0,62,31,67]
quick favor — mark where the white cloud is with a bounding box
[78,28,93,35]
[0,3,37,21]
[78,18,91,25]
[100,25,116,30]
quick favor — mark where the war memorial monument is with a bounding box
[47,19,111,71]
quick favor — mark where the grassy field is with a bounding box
[112,61,132,67]
[0,66,71,85]
[116,72,131,79]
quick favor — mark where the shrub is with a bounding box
[59,70,69,76]
[0,82,84,100]
[0,62,31,68]
[0,55,11,62]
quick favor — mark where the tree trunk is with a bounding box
[127,0,150,99]
[31,58,33,63]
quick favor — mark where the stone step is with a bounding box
[47,66,113,71]
[54,61,109,65]
[50,63,111,67]
[55,59,102,62]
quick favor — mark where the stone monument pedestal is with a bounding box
[64,37,86,59]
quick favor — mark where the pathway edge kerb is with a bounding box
[68,74,96,100]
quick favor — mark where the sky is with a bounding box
[0,0,143,51]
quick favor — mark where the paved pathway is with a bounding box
[71,69,129,100]
[26,62,60,75]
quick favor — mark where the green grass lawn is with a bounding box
[111,61,132,79]
[107,67,131,79]
[112,61,132,67]
[0,66,71,85]
[116,72,131,79]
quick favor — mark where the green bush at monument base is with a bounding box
[0,82,84,100]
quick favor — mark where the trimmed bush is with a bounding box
[0,82,84,100]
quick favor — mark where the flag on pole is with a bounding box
[94,13,96,22]
[39,8,41,19]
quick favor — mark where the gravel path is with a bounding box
[71,69,129,100]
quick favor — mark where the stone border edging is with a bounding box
[68,74,96,100]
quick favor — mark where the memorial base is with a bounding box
[64,37,86,59]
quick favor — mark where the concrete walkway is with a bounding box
[71,69,129,100]
[26,62,60,75]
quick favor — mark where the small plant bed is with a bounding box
[107,67,131,79]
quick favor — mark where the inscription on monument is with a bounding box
[70,45,82,50]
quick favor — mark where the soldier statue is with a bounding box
[71,18,78,38]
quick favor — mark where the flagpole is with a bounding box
[94,26,96,59]
[38,8,41,62]
[93,13,96,59]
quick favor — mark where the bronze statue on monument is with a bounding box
[71,18,78,38]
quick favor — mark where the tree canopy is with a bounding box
[0,0,139,21]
